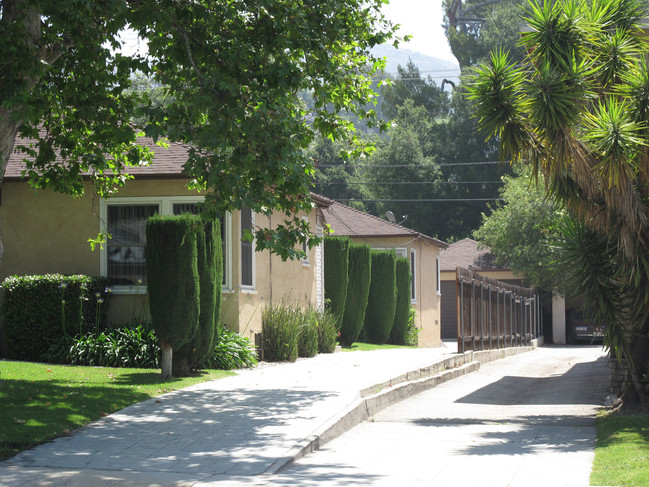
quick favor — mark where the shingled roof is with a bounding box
[439,238,505,272]
[5,134,191,180]
[318,196,448,249]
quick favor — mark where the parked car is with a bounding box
[567,308,605,344]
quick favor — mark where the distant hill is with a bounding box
[371,45,460,86]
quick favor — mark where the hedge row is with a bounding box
[1,274,111,361]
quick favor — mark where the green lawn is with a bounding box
[591,413,649,486]
[0,360,234,461]
[342,342,417,352]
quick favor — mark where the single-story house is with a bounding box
[440,238,569,344]
[320,198,449,347]
[1,135,328,344]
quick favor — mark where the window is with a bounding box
[410,249,416,303]
[100,197,232,293]
[436,255,441,295]
[302,216,310,266]
[240,206,255,289]
[106,204,158,286]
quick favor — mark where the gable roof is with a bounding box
[319,196,448,249]
[6,134,191,180]
[439,238,506,272]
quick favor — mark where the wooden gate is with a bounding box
[457,268,541,352]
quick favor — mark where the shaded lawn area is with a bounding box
[342,342,416,352]
[591,412,649,486]
[0,360,234,461]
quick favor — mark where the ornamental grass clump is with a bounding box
[317,308,340,353]
[204,329,258,370]
[262,302,300,362]
[298,307,319,358]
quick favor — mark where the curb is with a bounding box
[269,344,537,475]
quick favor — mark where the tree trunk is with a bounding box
[160,343,173,380]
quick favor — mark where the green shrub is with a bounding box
[146,215,200,378]
[364,250,397,344]
[174,218,223,373]
[203,329,258,370]
[1,274,112,361]
[405,308,420,347]
[324,236,349,327]
[317,308,340,353]
[339,244,372,346]
[262,302,299,362]
[389,258,412,345]
[298,307,319,358]
[44,324,160,368]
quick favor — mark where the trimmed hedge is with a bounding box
[146,215,200,377]
[174,218,223,374]
[324,236,349,327]
[339,244,371,346]
[364,250,397,344]
[1,274,112,361]
[389,257,412,345]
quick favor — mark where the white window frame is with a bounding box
[100,196,233,295]
[302,216,310,267]
[373,247,407,259]
[436,255,441,296]
[410,249,417,303]
[240,207,256,291]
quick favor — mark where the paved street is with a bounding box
[267,346,609,487]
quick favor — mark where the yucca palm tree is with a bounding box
[467,0,649,401]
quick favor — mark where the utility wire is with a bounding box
[316,161,506,168]
[334,198,503,202]
[318,180,503,185]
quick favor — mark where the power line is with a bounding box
[316,161,506,168]
[334,198,503,202]
[318,180,503,185]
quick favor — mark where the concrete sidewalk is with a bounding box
[2,341,545,486]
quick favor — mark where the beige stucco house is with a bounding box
[1,136,327,344]
[319,198,448,347]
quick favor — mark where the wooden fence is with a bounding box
[456,268,541,353]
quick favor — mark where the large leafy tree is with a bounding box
[473,166,570,294]
[1,0,398,261]
[468,0,649,400]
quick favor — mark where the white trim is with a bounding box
[436,255,441,296]
[100,196,234,294]
[302,216,310,267]
[410,249,417,303]
[240,207,256,290]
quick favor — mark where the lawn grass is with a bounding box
[591,412,649,486]
[0,360,234,461]
[342,342,416,352]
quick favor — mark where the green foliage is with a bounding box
[262,302,300,362]
[2,1,399,260]
[298,307,320,359]
[145,215,200,370]
[204,329,258,370]
[44,325,160,369]
[317,308,340,354]
[404,308,420,347]
[468,0,649,398]
[174,218,223,373]
[389,258,412,345]
[340,244,372,346]
[324,236,350,327]
[364,250,397,345]
[1,274,111,361]
[473,165,570,293]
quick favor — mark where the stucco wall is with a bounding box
[348,235,443,348]
[1,179,322,339]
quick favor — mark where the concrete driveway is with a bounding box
[267,345,610,487]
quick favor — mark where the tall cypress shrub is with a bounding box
[339,244,371,346]
[146,215,200,379]
[364,250,397,344]
[389,257,412,345]
[324,236,349,327]
[173,217,223,374]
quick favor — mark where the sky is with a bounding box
[119,0,458,65]
[381,0,458,65]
